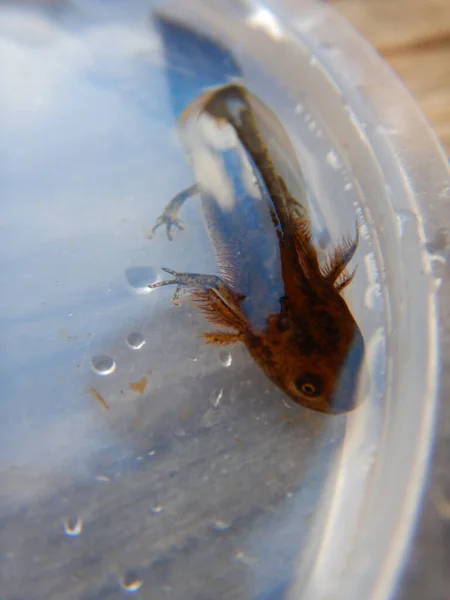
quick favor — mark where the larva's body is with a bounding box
[150,84,364,414]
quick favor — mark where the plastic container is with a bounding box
[0,1,448,599]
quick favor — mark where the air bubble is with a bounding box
[294,103,304,115]
[344,182,353,191]
[63,517,83,537]
[219,350,232,367]
[126,332,145,350]
[326,150,341,171]
[119,572,143,593]
[151,504,163,514]
[91,355,116,375]
[125,266,157,295]
[212,519,230,531]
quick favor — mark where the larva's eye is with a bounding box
[294,373,324,397]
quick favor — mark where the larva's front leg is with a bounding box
[149,268,249,345]
[149,183,200,241]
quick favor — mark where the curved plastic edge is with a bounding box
[270,2,448,599]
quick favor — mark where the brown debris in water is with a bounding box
[128,376,148,395]
[89,387,110,411]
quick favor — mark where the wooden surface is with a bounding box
[331,0,450,154]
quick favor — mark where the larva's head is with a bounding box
[247,296,365,414]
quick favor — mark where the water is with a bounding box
[0,2,386,600]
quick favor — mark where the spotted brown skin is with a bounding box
[149,84,364,414]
